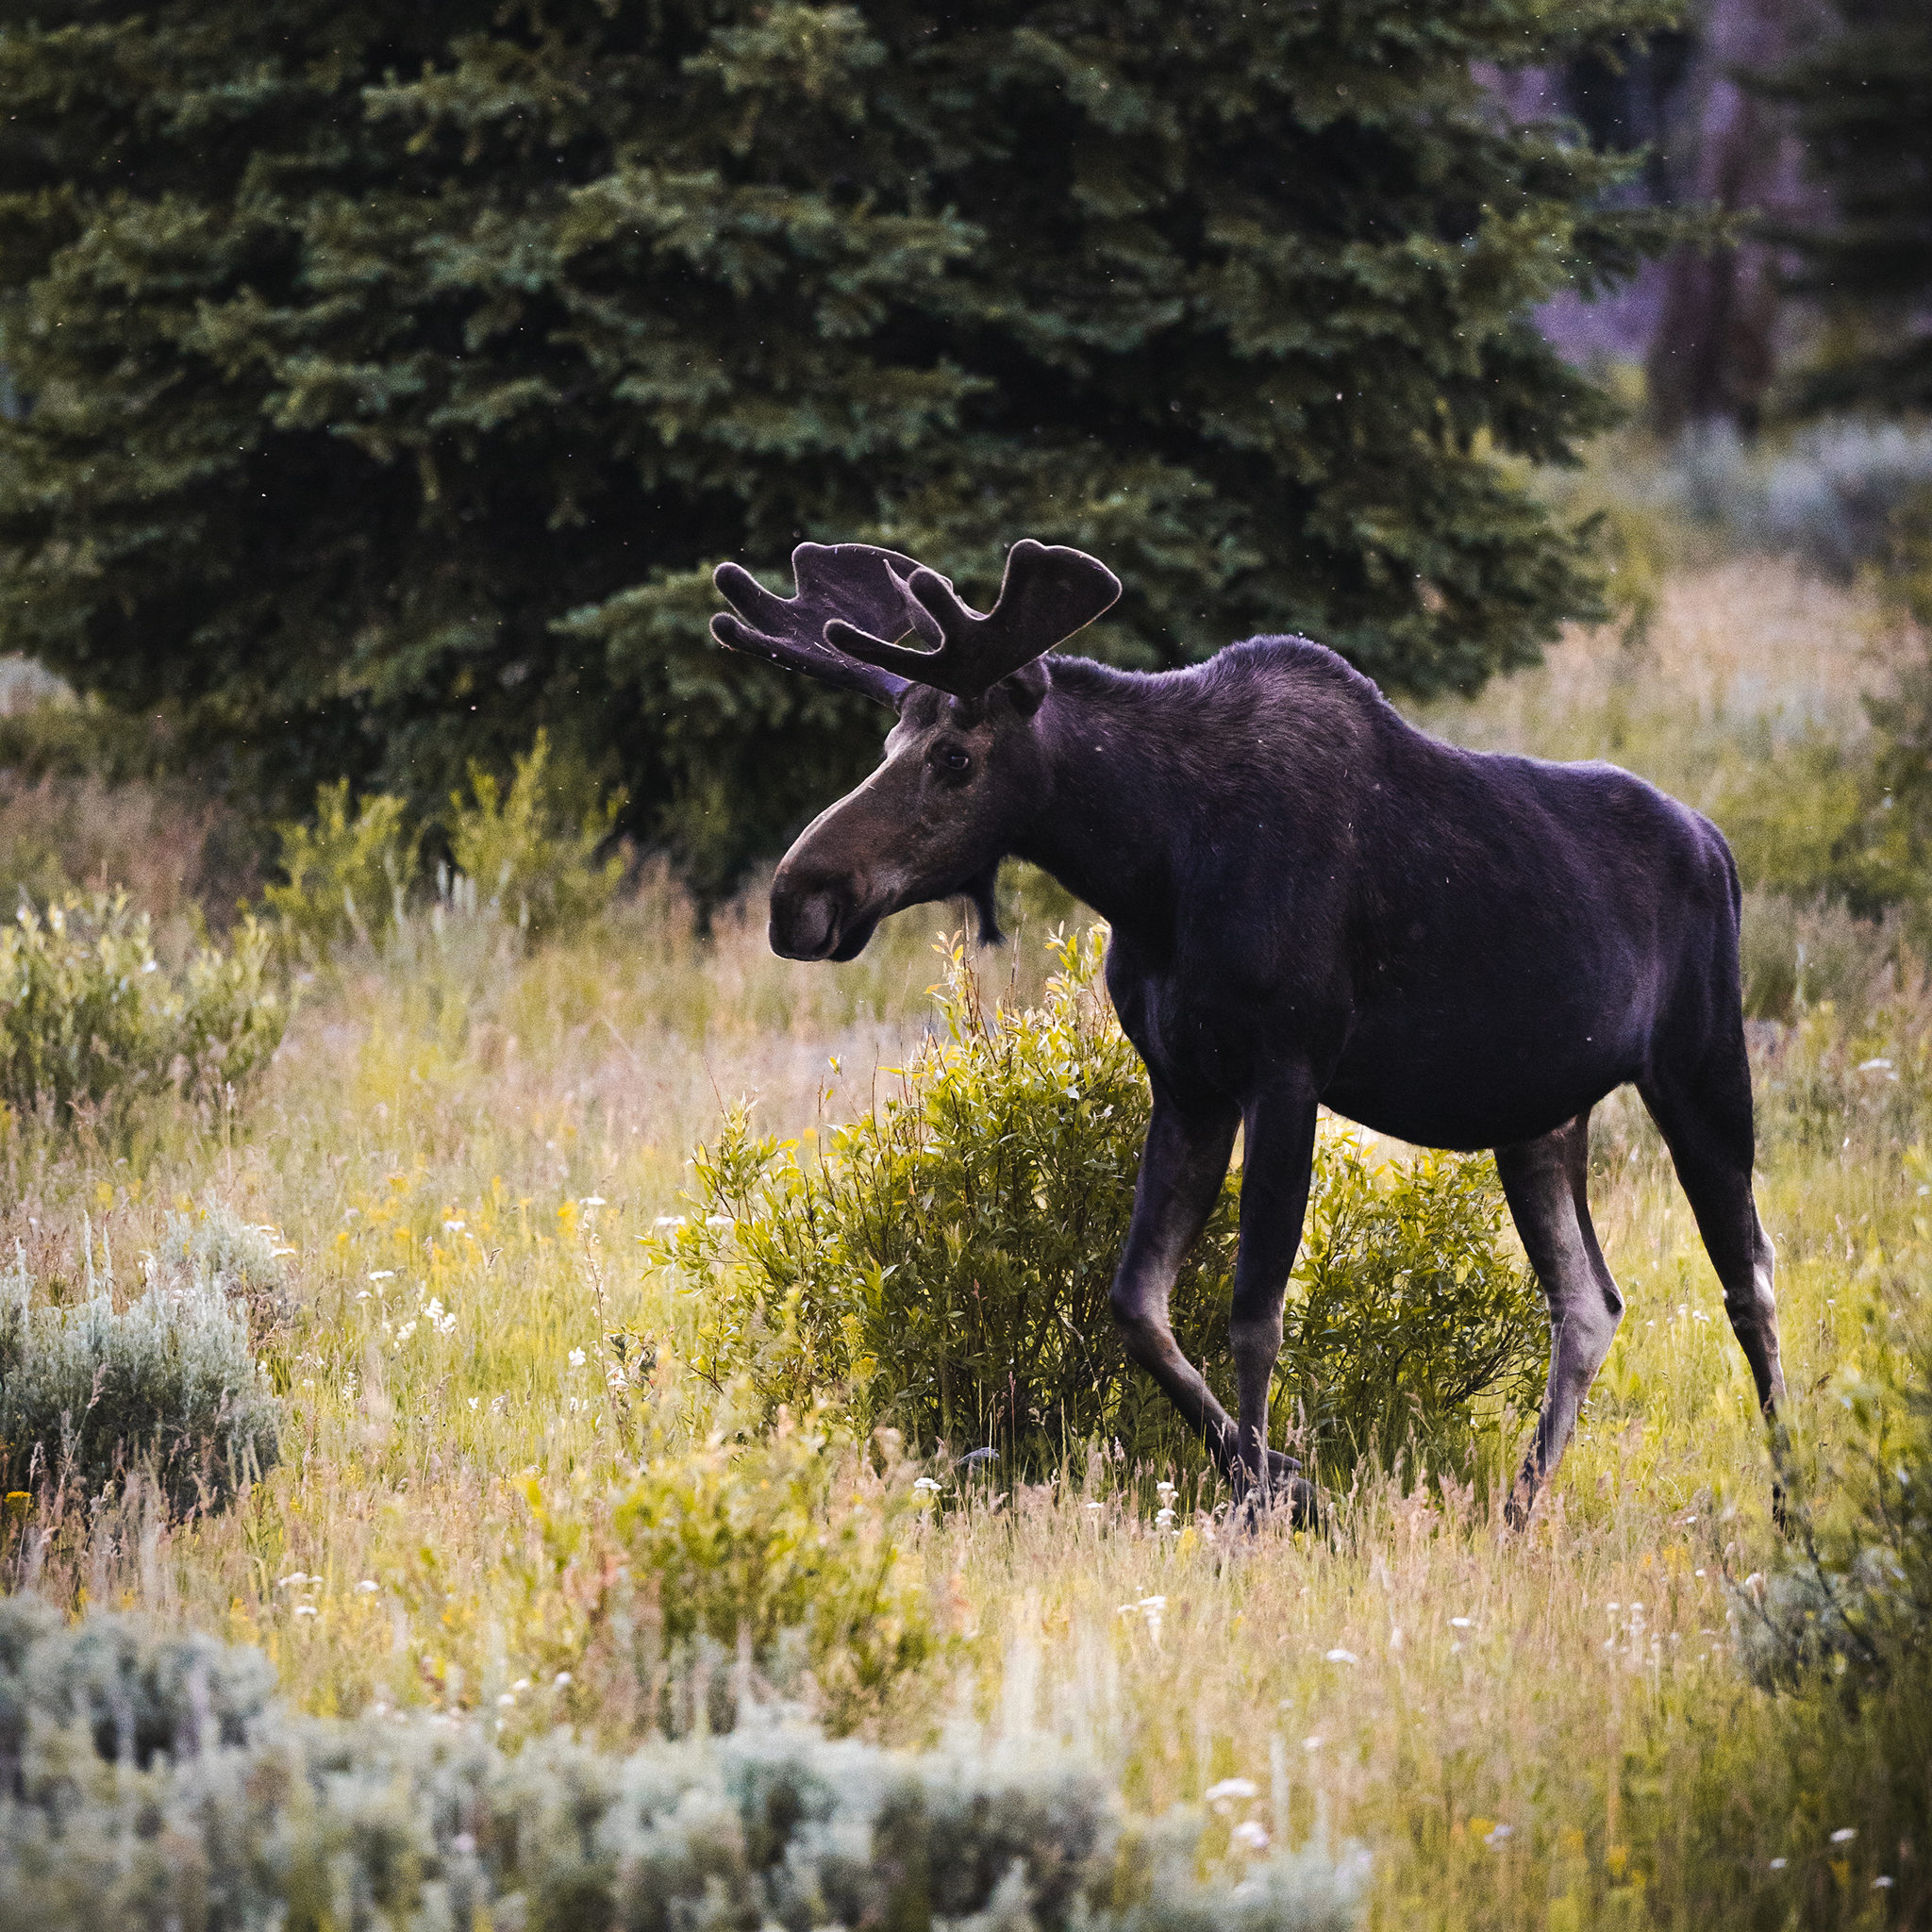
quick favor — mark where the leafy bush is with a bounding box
[448,728,625,941]
[651,931,1545,1485]
[261,778,417,962]
[604,1412,937,1736]
[1280,1139,1545,1478]
[0,1222,282,1516]
[0,892,286,1128]
[0,1604,1368,1932]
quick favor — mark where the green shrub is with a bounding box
[0,1605,1367,1932]
[604,1411,937,1736]
[0,1221,282,1516]
[1281,1138,1545,1479]
[650,931,1545,1486]
[448,729,625,941]
[261,778,418,962]
[0,892,286,1129]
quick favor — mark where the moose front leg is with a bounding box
[1109,1091,1241,1457]
[1229,1080,1321,1520]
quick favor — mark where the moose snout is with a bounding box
[769,869,850,960]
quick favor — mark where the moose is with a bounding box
[711,539,1786,1523]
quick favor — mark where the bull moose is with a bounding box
[710,539,1786,1524]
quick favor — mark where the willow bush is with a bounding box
[529,1410,939,1739]
[263,733,624,962]
[649,931,1545,1485]
[0,892,285,1130]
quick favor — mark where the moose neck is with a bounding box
[1009,663,1190,952]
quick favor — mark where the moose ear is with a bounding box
[1002,658,1051,716]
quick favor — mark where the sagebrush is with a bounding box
[0,1209,282,1516]
[0,1602,1368,1932]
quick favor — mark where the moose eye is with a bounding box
[932,743,973,777]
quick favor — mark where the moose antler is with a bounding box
[710,542,923,708]
[827,540,1122,699]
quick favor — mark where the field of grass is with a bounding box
[3,555,1928,1926]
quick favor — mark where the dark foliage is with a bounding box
[1757,0,1932,415]
[0,0,1673,886]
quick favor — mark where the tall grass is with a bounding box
[0,558,1923,1924]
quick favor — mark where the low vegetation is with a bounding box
[0,1205,283,1518]
[0,895,285,1134]
[0,1598,1367,1931]
[264,731,627,966]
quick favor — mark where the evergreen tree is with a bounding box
[1758,0,1932,415]
[0,1,1674,885]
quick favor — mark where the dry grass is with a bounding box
[1415,556,1895,771]
[1,563,1921,1926]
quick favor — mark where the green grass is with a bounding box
[2,558,1926,1926]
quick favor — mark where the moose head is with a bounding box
[711,539,1121,960]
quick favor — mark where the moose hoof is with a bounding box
[1234,1455,1320,1533]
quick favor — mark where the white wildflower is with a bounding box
[1325,1648,1359,1665]
[1231,1820,1270,1852]
[1206,1778,1259,1805]
[568,1347,587,1368]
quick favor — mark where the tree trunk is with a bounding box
[1647,0,1814,436]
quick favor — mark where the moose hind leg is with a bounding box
[1638,1051,1785,1418]
[1496,1112,1623,1527]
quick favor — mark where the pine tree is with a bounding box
[1757,0,1932,415]
[0,1,1674,885]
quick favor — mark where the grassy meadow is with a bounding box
[4,553,1930,1927]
